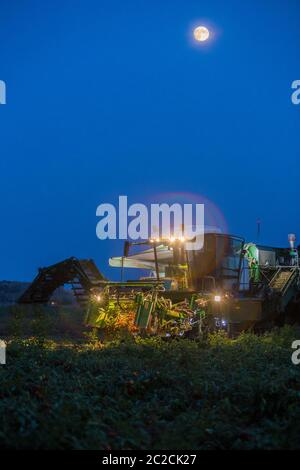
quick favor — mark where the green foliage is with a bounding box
[2,305,85,340]
[0,326,300,449]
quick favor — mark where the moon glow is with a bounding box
[193,26,210,42]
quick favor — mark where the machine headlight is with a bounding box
[214,295,222,303]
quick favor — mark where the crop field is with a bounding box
[0,306,300,450]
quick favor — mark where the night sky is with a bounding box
[0,0,299,281]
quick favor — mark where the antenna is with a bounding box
[256,219,261,243]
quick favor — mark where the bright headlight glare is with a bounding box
[214,295,222,302]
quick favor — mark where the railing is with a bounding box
[239,264,300,294]
[281,267,299,296]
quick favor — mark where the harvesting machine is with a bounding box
[18,231,300,336]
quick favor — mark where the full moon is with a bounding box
[193,26,210,42]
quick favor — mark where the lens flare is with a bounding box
[146,191,228,236]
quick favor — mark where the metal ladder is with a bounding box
[268,266,299,310]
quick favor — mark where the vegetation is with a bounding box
[0,306,300,449]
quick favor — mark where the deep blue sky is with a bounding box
[0,0,299,281]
